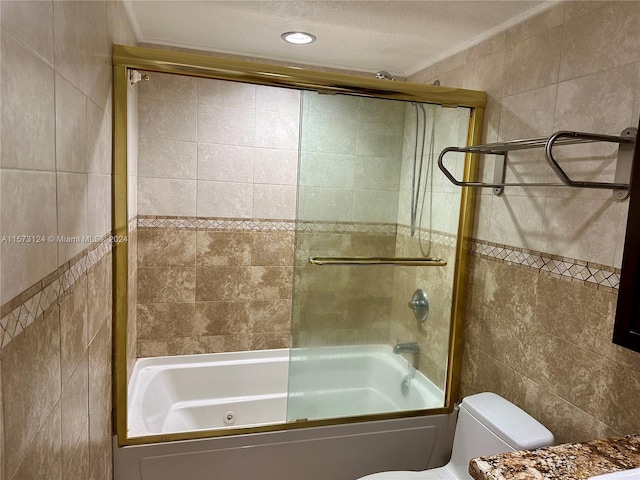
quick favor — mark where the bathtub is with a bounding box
[116,345,456,480]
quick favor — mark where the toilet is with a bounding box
[358,392,554,480]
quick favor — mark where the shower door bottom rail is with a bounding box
[308,256,447,266]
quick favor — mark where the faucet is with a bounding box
[393,342,420,355]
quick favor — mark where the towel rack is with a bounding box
[308,256,447,266]
[438,127,637,201]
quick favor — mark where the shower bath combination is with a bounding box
[112,45,486,479]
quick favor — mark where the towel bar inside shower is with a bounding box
[438,127,637,201]
[308,256,447,266]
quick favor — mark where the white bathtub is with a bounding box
[128,345,445,437]
[117,345,453,480]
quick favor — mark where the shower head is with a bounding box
[375,71,396,81]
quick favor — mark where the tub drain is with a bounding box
[223,411,236,425]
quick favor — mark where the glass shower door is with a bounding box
[287,92,471,422]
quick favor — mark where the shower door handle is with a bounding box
[308,256,447,266]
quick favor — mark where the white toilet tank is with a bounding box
[357,392,554,480]
[446,392,554,478]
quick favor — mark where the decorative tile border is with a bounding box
[396,224,458,248]
[0,234,113,351]
[468,239,621,291]
[137,215,397,235]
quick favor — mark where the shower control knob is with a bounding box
[408,289,429,324]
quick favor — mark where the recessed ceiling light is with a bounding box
[281,31,316,45]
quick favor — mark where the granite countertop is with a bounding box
[469,434,640,480]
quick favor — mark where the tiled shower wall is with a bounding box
[0,1,136,479]
[135,81,408,357]
[409,1,640,444]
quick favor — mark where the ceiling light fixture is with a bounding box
[281,31,316,45]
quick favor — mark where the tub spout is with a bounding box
[393,342,420,355]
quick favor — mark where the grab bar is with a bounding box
[308,256,447,266]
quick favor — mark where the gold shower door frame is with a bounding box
[112,44,486,446]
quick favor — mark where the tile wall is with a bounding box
[292,226,398,348]
[298,91,405,223]
[409,0,640,444]
[136,220,293,356]
[135,78,409,357]
[137,72,300,220]
[0,1,136,478]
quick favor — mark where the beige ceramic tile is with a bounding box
[250,332,289,350]
[84,11,111,111]
[506,3,565,45]
[55,73,87,173]
[297,187,353,222]
[253,148,298,185]
[138,71,197,104]
[541,196,625,265]
[198,78,256,108]
[86,100,110,175]
[139,96,197,142]
[137,229,196,267]
[300,113,358,155]
[1,0,54,65]
[60,353,88,475]
[302,91,359,117]
[196,180,253,218]
[503,27,562,98]
[563,1,609,21]
[255,111,299,150]
[487,194,546,251]
[197,104,255,146]
[87,173,111,239]
[1,30,55,171]
[352,190,399,223]
[249,299,292,333]
[522,377,619,445]
[53,0,88,93]
[299,152,355,188]
[250,266,293,300]
[3,307,61,478]
[59,276,88,385]
[62,427,89,480]
[356,120,404,158]
[251,232,294,266]
[559,2,640,82]
[138,138,197,180]
[127,268,138,381]
[252,184,297,220]
[353,156,401,191]
[137,303,197,339]
[82,1,107,35]
[197,143,253,183]
[138,177,196,217]
[195,302,250,336]
[9,401,62,480]
[1,170,58,304]
[87,254,112,343]
[533,273,610,350]
[138,267,196,304]
[256,85,300,113]
[196,231,252,267]
[195,266,252,302]
[57,172,89,263]
[88,320,113,480]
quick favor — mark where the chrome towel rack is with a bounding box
[438,127,637,201]
[308,256,447,266]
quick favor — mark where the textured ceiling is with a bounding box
[123,1,552,77]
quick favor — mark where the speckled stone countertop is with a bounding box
[469,434,640,480]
